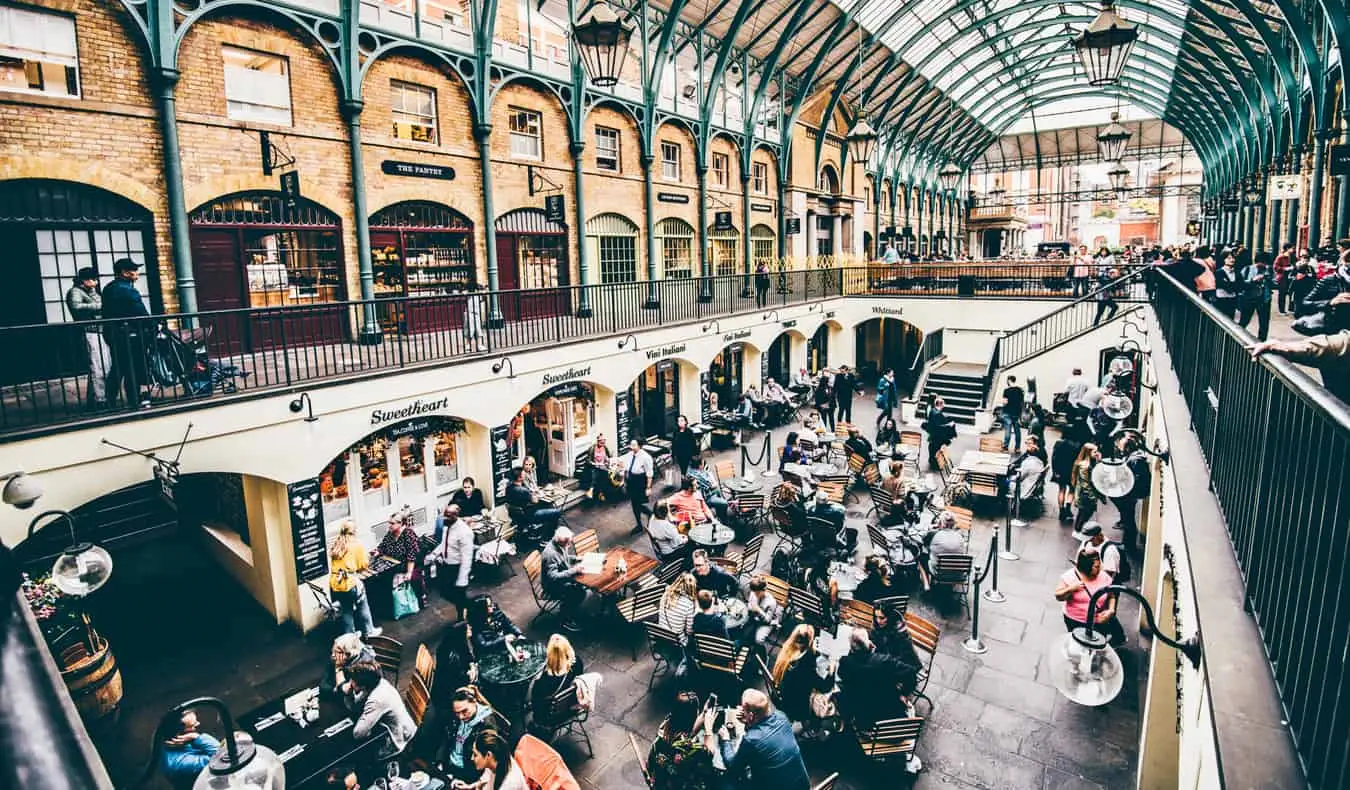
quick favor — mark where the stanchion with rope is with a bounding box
[962,533,1000,654]
[1000,480,1021,562]
[739,433,775,478]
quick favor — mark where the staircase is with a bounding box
[916,362,986,425]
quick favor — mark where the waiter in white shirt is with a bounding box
[1064,367,1090,421]
[617,439,655,534]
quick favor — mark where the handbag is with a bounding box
[809,690,837,720]
[391,581,421,619]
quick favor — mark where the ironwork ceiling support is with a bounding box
[670,0,739,56]
[776,14,854,176]
[745,0,819,154]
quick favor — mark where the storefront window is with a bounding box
[359,438,392,510]
[398,435,427,496]
[320,457,351,523]
[433,431,460,486]
[656,217,694,279]
[517,236,564,288]
[708,227,739,276]
[242,229,343,306]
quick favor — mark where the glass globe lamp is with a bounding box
[1048,628,1125,705]
[195,732,285,790]
[51,541,113,596]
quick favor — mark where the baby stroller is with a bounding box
[146,322,249,397]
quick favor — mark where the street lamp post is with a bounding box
[939,163,962,193]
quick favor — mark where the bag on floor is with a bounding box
[391,581,421,619]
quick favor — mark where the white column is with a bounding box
[831,214,842,257]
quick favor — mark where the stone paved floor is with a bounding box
[91,390,1144,790]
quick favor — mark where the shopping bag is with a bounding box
[391,582,421,619]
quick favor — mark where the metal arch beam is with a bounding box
[778,14,855,162]
[743,1,830,53]
[670,0,739,56]
[814,41,875,171]
[646,0,691,112]
[744,0,820,142]
[698,0,763,121]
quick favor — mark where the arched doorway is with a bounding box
[707,224,740,276]
[863,231,873,261]
[189,191,347,352]
[586,212,640,284]
[807,323,831,372]
[750,223,776,270]
[510,381,609,484]
[765,331,795,383]
[369,200,475,333]
[0,179,157,384]
[628,360,681,441]
[708,343,746,410]
[496,208,568,319]
[855,317,924,392]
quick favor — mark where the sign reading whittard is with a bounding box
[645,343,686,360]
[371,396,449,425]
[542,365,592,387]
[871,306,904,316]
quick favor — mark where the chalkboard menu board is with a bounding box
[287,478,328,582]
[490,425,513,502]
[700,371,710,421]
[615,389,633,446]
[760,351,769,389]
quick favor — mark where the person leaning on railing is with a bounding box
[1248,291,1350,403]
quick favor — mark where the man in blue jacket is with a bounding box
[101,258,152,408]
[159,708,220,790]
[717,689,809,790]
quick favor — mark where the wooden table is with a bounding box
[573,547,659,596]
[242,685,387,789]
[957,450,1013,476]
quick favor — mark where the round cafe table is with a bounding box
[810,462,840,479]
[723,476,763,495]
[477,639,546,732]
[688,523,736,555]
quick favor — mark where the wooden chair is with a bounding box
[714,460,737,486]
[643,621,683,689]
[628,733,654,786]
[813,773,840,790]
[523,551,562,624]
[839,599,875,630]
[730,493,768,532]
[540,683,593,758]
[723,533,765,579]
[759,572,791,610]
[769,505,807,552]
[367,635,404,682]
[413,643,435,690]
[904,612,940,693]
[935,448,962,488]
[690,633,751,691]
[404,673,430,727]
[978,435,1005,453]
[867,483,895,521]
[855,716,925,770]
[652,557,688,586]
[968,471,1001,501]
[947,505,974,533]
[873,594,910,618]
[822,473,853,504]
[817,479,845,505]
[847,452,867,479]
[898,430,923,453]
[866,523,894,559]
[787,585,827,627]
[861,461,882,487]
[756,653,781,706]
[572,528,600,557]
[931,553,975,613]
[616,584,665,659]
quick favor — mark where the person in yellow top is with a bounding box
[328,520,382,638]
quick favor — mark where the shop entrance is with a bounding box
[0,179,157,385]
[855,317,924,392]
[370,201,475,334]
[807,323,830,372]
[766,333,792,383]
[708,344,745,411]
[513,382,598,483]
[189,192,347,353]
[629,360,680,441]
[495,208,569,320]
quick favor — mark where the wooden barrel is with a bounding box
[58,632,123,724]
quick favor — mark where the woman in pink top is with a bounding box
[1054,546,1125,646]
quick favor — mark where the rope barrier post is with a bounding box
[760,433,778,479]
[963,533,998,654]
[1000,484,1021,562]
[983,528,1006,603]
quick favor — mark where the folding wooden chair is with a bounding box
[643,621,684,689]
[855,716,925,772]
[366,635,404,682]
[787,585,828,628]
[616,584,665,659]
[904,612,940,693]
[756,653,782,706]
[932,553,975,613]
[947,505,974,532]
[723,533,765,579]
[404,673,430,727]
[968,472,1001,502]
[690,633,752,692]
[861,461,882,487]
[523,551,563,625]
[652,557,688,586]
[770,506,807,552]
[413,643,435,690]
[978,435,1005,453]
[540,683,593,758]
[817,479,845,505]
[898,430,922,455]
[839,599,875,630]
[714,460,737,486]
[866,523,894,558]
[572,528,600,557]
[759,573,791,610]
[866,483,895,522]
[873,594,910,618]
[730,493,768,533]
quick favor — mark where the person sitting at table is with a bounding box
[770,624,835,735]
[836,632,919,764]
[692,549,739,598]
[716,689,811,790]
[880,458,909,500]
[378,511,428,607]
[449,477,487,520]
[801,554,839,622]
[779,431,806,472]
[430,504,475,619]
[686,468,733,522]
[322,632,375,700]
[1009,435,1047,506]
[790,368,812,393]
[506,465,563,541]
[801,410,822,433]
[438,686,497,782]
[521,456,543,494]
[583,434,616,502]
[871,604,923,674]
[920,511,966,591]
[691,589,730,640]
[807,489,854,552]
[843,426,873,461]
[645,691,720,790]
[876,415,900,448]
[763,378,790,425]
[733,391,760,431]
[540,527,586,633]
[157,708,221,790]
[348,660,418,754]
[647,501,690,562]
[659,572,699,643]
[467,595,522,654]
[668,477,718,526]
[462,728,528,790]
[529,633,585,736]
[853,555,895,605]
[433,622,478,711]
[744,574,783,646]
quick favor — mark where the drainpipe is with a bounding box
[343,99,380,344]
[698,163,711,302]
[642,153,659,308]
[475,123,503,327]
[571,141,592,317]
[154,69,196,317]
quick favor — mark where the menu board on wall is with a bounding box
[699,371,710,421]
[490,425,513,501]
[287,478,328,582]
[615,389,633,446]
[760,352,769,388]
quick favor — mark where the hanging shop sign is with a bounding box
[1268,174,1304,200]
[1220,197,1241,211]
[544,381,591,400]
[381,160,456,180]
[280,170,301,208]
[901,225,914,238]
[615,389,633,447]
[657,192,690,204]
[713,211,735,231]
[371,396,450,426]
[645,342,687,361]
[785,217,801,235]
[287,477,328,582]
[751,203,774,213]
[1203,209,1219,220]
[760,350,769,385]
[884,225,896,239]
[1329,144,1350,176]
[489,425,513,499]
[541,364,592,388]
[544,194,566,224]
[153,462,180,512]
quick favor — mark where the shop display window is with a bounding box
[242,229,342,306]
[359,438,392,509]
[571,397,591,438]
[398,435,427,496]
[433,431,460,486]
[320,457,351,523]
[517,237,564,289]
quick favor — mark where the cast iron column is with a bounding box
[1285,146,1302,248]
[698,163,711,301]
[155,69,197,316]
[571,141,592,317]
[1306,130,1328,249]
[642,153,659,308]
[740,170,752,297]
[475,123,504,327]
[343,99,382,343]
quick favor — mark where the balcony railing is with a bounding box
[1,263,1113,439]
[1152,272,1350,788]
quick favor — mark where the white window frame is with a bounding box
[221,45,292,126]
[712,153,729,188]
[0,5,80,99]
[509,107,543,160]
[390,80,437,144]
[660,141,681,182]
[595,125,620,172]
[752,162,768,195]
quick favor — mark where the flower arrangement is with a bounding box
[21,572,82,642]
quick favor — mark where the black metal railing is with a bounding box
[907,329,945,376]
[1,263,1109,438]
[996,267,1149,368]
[1153,272,1350,788]
[865,261,1145,299]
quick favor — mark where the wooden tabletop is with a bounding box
[573,547,659,596]
[958,450,1013,475]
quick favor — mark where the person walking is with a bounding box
[834,365,856,424]
[812,371,835,431]
[65,267,110,408]
[617,439,655,534]
[101,258,152,409]
[999,375,1025,452]
[754,260,771,308]
[1273,243,1294,314]
[429,504,475,620]
[671,414,698,479]
[463,284,487,352]
[1239,252,1274,340]
[923,395,956,470]
[1092,267,1119,326]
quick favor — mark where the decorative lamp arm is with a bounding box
[1083,584,1201,668]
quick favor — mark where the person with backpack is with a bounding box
[1077,522,1131,585]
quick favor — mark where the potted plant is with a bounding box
[21,572,123,725]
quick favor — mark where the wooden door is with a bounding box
[495,235,521,321]
[190,229,248,354]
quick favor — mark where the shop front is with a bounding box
[0,179,157,385]
[655,217,695,279]
[512,382,599,483]
[808,323,830,372]
[856,317,923,390]
[628,360,680,441]
[318,415,476,544]
[750,224,776,269]
[495,208,569,320]
[708,344,745,411]
[188,191,347,353]
[370,200,476,334]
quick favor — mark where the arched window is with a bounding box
[586,212,640,283]
[750,224,776,269]
[707,223,740,276]
[817,165,839,194]
[655,217,694,279]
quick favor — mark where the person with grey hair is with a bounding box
[322,633,375,699]
[921,511,966,591]
[836,629,920,769]
[540,526,585,632]
[714,689,809,790]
